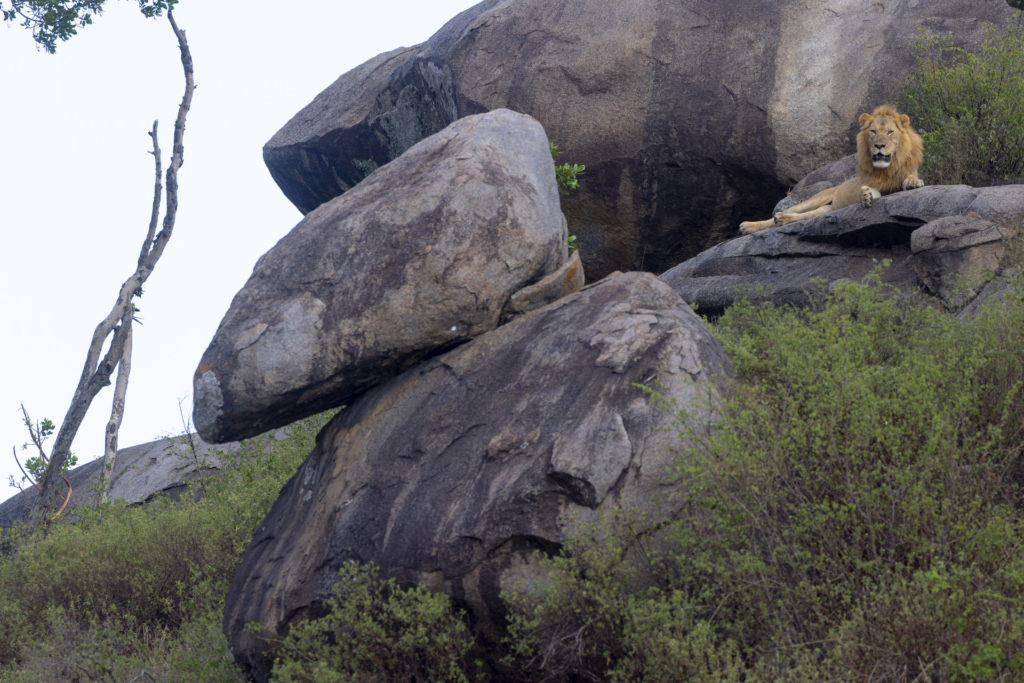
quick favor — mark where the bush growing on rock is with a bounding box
[902,13,1024,186]
[502,269,1024,681]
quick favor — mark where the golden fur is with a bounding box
[739,104,925,235]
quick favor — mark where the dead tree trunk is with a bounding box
[31,11,194,522]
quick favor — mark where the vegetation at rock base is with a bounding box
[901,12,1024,186]
[268,561,477,683]
[0,412,333,682]
[503,257,1024,682]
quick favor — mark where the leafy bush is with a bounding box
[901,13,1024,186]
[0,411,333,681]
[503,271,1024,681]
[270,561,476,683]
[550,142,584,255]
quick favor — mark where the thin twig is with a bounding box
[11,446,40,491]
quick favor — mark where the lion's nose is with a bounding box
[875,143,886,150]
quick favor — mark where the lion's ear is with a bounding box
[898,114,911,129]
[859,113,874,128]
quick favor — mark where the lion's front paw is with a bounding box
[773,213,784,226]
[902,176,924,191]
[860,186,880,208]
[739,222,753,235]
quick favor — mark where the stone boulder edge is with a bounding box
[261,0,1017,279]
[0,433,253,532]
[222,271,731,680]
[195,109,567,444]
[660,184,1024,315]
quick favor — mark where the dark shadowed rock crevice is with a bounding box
[222,272,731,680]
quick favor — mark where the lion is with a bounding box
[739,104,925,235]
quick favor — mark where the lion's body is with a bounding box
[739,105,925,235]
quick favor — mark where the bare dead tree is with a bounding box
[30,10,194,522]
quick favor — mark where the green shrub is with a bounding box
[503,509,746,683]
[0,411,333,681]
[901,13,1024,186]
[503,271,1024,681]
[270,561,476,683]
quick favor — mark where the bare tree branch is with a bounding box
[11,446,40,492]
[100,314,133,503]
[31,11,194,523]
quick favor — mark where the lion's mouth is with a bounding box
[872,152,892,166]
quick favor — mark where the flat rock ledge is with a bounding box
[661,184,1024,315]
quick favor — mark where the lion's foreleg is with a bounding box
[902,174,924,190]
[860,186,882,208]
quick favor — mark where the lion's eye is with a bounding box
[887,131,893,136]
[871,130,876,134]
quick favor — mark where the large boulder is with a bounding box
[262,0,1018,279]
[912,215,1011,308]
[660,184,1024,314]
[195,109,569,444]
[222,271,731,680]
[0,434,241,532]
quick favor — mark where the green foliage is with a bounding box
[503,509,746,682]
[901,13,1024,186]
[2,0,177,53]
[550,142,586,196]
[0,411,333,681]
[270,561,476,683]
[550,142,584,256]
[8,413,76,496]
[503,271,1024,681]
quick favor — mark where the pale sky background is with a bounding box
[0,0,483,503]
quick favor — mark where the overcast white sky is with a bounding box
[0,0,482,503]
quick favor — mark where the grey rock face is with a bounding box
[195,109,567,444]
[222,272,731,680]
[660,184,1024,315]
[261,0,1016,279]
[912,215,1010,307]
[0,434,242,531]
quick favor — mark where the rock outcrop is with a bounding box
[222,272,731,680]
[0,434,239,532]
[660,184,1024,315]
[262,0,1017,279]
[195,109,570,444]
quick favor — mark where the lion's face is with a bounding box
[856,105,924,191]
[861,114,904,169]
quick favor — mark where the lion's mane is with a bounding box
[855,104,925,194]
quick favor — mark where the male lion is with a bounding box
[739,104,925,235]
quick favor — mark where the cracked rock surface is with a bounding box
[222,272,731,680]
[661,183,1024,315]
[194,109,567,444]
